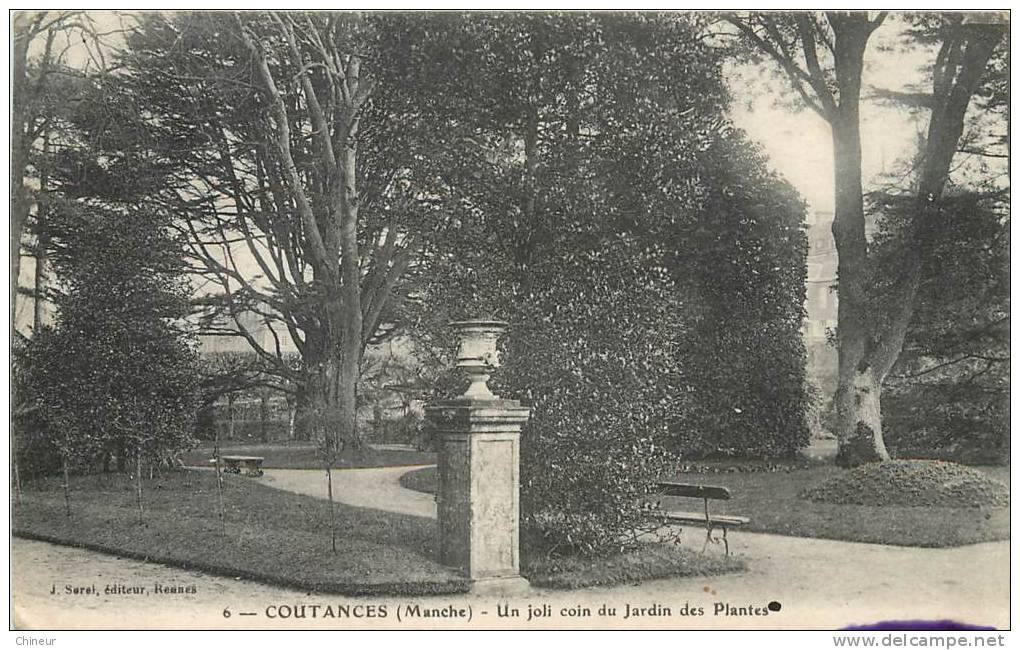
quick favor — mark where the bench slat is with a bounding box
[656,481,731,500]
[660,510,749,526]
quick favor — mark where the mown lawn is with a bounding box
[525,544,741,589]
[180,442,436,470]
[13,470,742,595]
[15,470,464,596]
[400,464,1009,548]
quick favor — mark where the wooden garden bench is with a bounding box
[210,455,265,477]
[654,481,749,556]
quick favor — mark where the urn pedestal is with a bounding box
[425,320,531,593]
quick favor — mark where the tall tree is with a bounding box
[114,13,464,449]
[871,16,1009,462]
[11,10,110,334]
[12,11,52,330]
[18,200,199,517]
[11,10,116,500]
[729,11,1006,465]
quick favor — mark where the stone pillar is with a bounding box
[425,320,530,593]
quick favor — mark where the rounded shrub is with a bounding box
[800,460,1009,508]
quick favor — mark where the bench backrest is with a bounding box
[656,481,731,500]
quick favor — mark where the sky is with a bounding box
[24,10,938,216]
[726,17,933,215]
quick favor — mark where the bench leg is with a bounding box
[701,524,730,556]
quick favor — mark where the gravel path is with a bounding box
[12,465,1009,630]
[262,466,437,519]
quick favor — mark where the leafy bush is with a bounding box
[883,384,1008,465]
[16,201,199,478]
[481,239,690,556]
[369,413,423,445]
[13,339,62,479]
[12,397,63,480]
[667,135,809,459]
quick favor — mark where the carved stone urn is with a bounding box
[449,319,507,400]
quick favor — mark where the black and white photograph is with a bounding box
[8,8,1011,635]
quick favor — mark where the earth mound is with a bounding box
[800,460,1009,508]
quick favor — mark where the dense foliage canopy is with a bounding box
[408,14,809,555]
[874,192,1009,463]
[16,201,199,477]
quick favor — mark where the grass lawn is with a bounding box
[13,469,742,595]
[399,463,438,494]
[15,470,464,596]
[525,544,741,589]
[399,464,1009,548]
[180,441,436,470]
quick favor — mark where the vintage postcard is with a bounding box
[9,8,1010,635]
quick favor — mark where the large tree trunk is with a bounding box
[292,385,313,441]
[833,364,889,464]
[238,16,372,458]
[831,18,1004,466]
[292,334,321,442]
[336,348,360,451]
[294,297,360,456]
[298,303,358,451]
[829,19,890,467]
[336,131,363,453]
